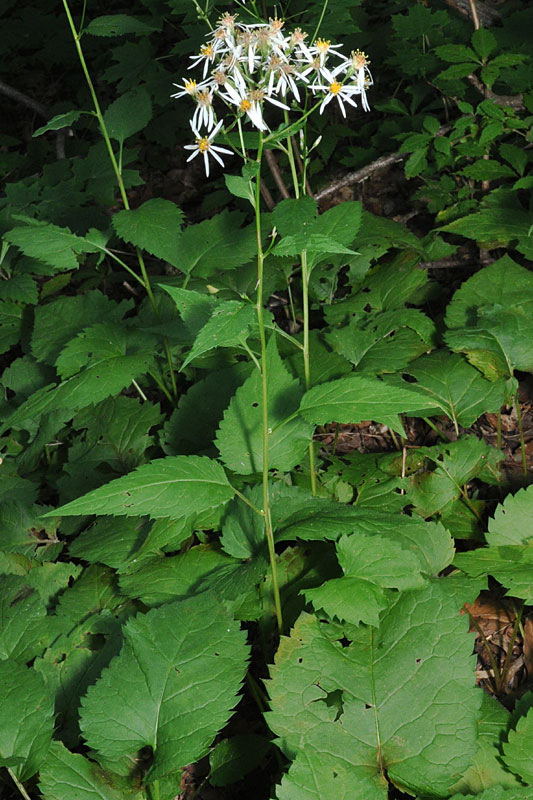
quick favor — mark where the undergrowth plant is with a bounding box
[0,0,533,799]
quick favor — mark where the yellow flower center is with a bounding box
[196,137,210,153]
[240,99,252,112]
[197,90,211,107]
[329,81,342,95]
[351,49,369,68]
[184,79,197,95]
[316,38,330,53]
[200,44,214,58]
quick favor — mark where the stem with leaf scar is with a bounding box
[62,0,178,403]
[254,135,283,633]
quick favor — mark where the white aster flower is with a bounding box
[192,88,216,131]
[311,68,360,118]
[189,43,217,78]
[266,56,306,102]
[170,78,200,99]
[183,119,233,177]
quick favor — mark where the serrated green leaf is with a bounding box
[327,309,435,376]
[0,301,23,354]
[0,575,49,662]
[454,544,533,600]
[118,545,237,606]
[47,455,234,520]
[112,199,184,268]
[85,13,157,36]
[224,173,254,203]
[38,740,139,800]
[181,300,256,369]
[272,197,317,237]
[80,593,249,781]
[158,283,215,336]
[0,659,54,781]
[389,350,507,428]
[472,27,497,60]
[298,375,439,435]
[4,219,99,272]
[267,582,481,797]
[0,354,153,436]
[55,322,128,379]
[68,517,148,569]
[502,704,533,784]
[435,44,478,63]
[449,788,532,800]
[33,110,88,137]
[275,233,355,258]
[461,160,516,181]
[103,88,152,143]
[439,211,533,258]
[163,363,250,456]
[304,576,388,628]
[486,486,533,546]
[177,211,257,277]
[216,337,313,474]
[209,734,270,787]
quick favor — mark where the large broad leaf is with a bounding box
[267,582,481,798]
[454,544,533,601]
[502,702,533,784]
[445,256,533,330]
[112,198,184,268]
[0,659,54,781]
[4,219,99,272]
[80,593,249,782]
[298,375,439,435]
[449,789,532,800]
[387,350,507,429]
[181,300,256,369]
[272,197,317,237]
[451,693,522,795]
[159,284,216,337]
[216,337,313,474]
[39,740,141,800]
[486,486,533,546]
[54,322,142,380]
[47,455,234,520]
[0,354,153,436]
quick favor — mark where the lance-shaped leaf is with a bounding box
[0,354,153,435]
[267,582,481,798]
[103,88,152,144]
[112,199,184,268]
[4,219,99,271]
[0,659,54,781]
[80,593,249,782]
[39,740,142,800]
[85,13,158,36]
[45,455,234,520]
[181,300,256,369]
[298,375,439,434]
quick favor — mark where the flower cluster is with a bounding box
[172,14,373,176]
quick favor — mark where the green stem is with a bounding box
[300,249,317,495]
[254,135,283,633]
[514,389,527,478]
[62,0,177,402]
[311,0,329,42]
[422,416,452,442]
[7,769,32,800]
[233,486,265,516]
